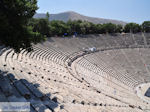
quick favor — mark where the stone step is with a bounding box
[13,80,31,99]
[30,99,51,112]
[5,74,22,97]
[0,89,8,102]
[0,74,13,96]
[20,79,43,98]
[7,73,17,82]
[7,95,27,102]
[43,99,59,111]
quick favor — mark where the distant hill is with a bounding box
[34,11,126,25]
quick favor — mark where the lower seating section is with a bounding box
[0,33,150,111]
[0,49,143,112]
[0,72,58,112]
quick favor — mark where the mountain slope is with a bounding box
[34,11,126,25]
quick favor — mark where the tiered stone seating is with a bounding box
[123,33,135,46]
[0,72,59,112]
[134,33,145,45]
[80,48,150,88]
[0,33,150,112]
[144,33,150,45]
[2,50,133,111]
[75,60,150,108]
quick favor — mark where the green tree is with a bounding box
[89,22,97,34]
[50,20,70,36]
[67,20,82,34]
[142,21,150,32]
[80,21,87,34]
[0,0,45,52]
[83,21,95,34]
[46,12,50,20]
[116,24,123,33]
[124,23,141,33]
[95,24,103,34]
[30,18,51,37]
[102,23,117,33]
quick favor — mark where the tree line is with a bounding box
[0,0,150,52]
[29,17,150,37]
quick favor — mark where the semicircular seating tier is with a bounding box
[0,33,150,112]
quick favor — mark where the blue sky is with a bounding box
[37,0,150,24]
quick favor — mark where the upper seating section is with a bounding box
[44,33,150,54]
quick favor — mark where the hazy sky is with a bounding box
[37,0,150,24]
